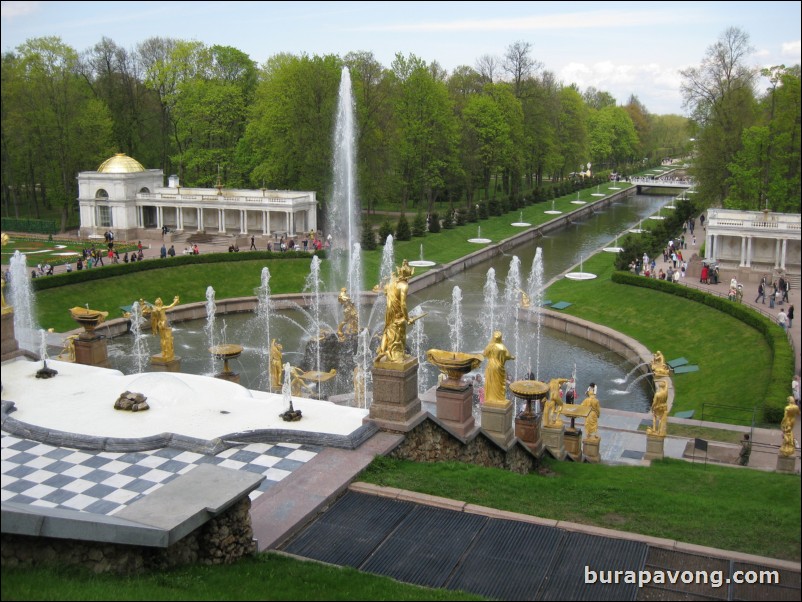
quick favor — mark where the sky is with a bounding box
[2,1,800,115]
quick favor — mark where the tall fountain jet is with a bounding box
[329,67,361,308]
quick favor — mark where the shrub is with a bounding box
[412,213,427,237]
[478,202,489,219]
[441,211,454,229]
[395,214,412,241]
[428,212,441,233]
[360,220,377,251]
[456,209,468,226]
[378,221,394,245]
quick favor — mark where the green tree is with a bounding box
[360,219,377,250]
[395,213,411,241]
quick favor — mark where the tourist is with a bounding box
[787,305,794,330]
[755,279,765,304]
[250,236,257,251]
[777,308,788,332]
[123,252,129,263]
[137,240,143,252]
[160,244,167,258]
[193,244,199,255]
[793,375,801,408]
[77,258,83,271]
[168,245,176,257]
[137,249,144,261]
[130,253,137,263]
[65,263,72,273]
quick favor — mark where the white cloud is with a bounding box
[781,40,801,59]
[1,1,40,20]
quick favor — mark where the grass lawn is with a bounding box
[360,456,801,562]
[545,252,772,422]
[0,552,485,601]
[1,236,137,267]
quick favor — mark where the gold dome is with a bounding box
[97,153,145,174]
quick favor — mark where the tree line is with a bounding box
[2,30,797,232]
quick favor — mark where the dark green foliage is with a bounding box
[378,221,394,245]
[441,210,454,229]
[611,271,794,423]
[412,213,427,237]
[488,199,503,216]
[477,202,489,219]
[428,212,441,233]
[31,250,323,292]
[395,213,412,241]
[456,209,469,226]
[2,218,58,234]
[360,220,377,251]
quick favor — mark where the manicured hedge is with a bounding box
[611,271,794,423]
[31,250,324,292]
[3,218,58,234]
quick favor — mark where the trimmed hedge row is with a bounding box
[2,218,58,234]
[611,271,794,423]
[31,250,324,292]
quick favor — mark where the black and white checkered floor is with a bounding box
[1,433,321,516]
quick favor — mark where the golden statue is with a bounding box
[651,351,670,378]
[337,288,359,340]
[518,289,531,309]
[482,331,515,406]
[376,260,424,364]
[581,389,601,441]
[647,380,669,437]
[270,339,283,390]
[780,396,800,457]
[141,296,180,361]
[57,334,79,362]
[543,377,569,427]
[289,366,314,397]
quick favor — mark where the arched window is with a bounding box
[139,187,150,194]
[95,189,109,199]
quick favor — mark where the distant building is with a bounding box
[704,208,800,282]
[78,153,317,240]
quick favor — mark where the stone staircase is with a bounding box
[171,231,233,247]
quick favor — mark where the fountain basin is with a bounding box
[564,272,597,280]
[511,222,532,227]
[570,201,586,205]
[468,238,492,244]
[408,260,436,268]
[603,247,624,253]
[69,307,109,335]
[544,210,563,215]
[426,349,483,390]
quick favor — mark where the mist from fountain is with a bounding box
[526,248,545,381]
[502,256,522,381]
[205,286,217,375]
[353,327,372,408]
[609,371,654,395]
[9,251,38,347]
[130,301,148,374]
[612,361,651,384]
[448,286,463,353]
[410,304,429,395]
[329,66,361,303]
[483,268,499,341]
[348,242,363,330]
[304,255,324,377]
[256,267,273,390]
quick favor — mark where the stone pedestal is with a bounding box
[776,455,796,474]
[151,354,181,372]
[515,412,542,456]
[1,311,20,361]
[368,357,424,431]
[215,371,240,384]
[435,384,476,438]
[564,428,583,460]
[645,434,665,461]
[542,423,567,460]
[583,437,601,463]
[481,401,514,448]
[73,335,109,368]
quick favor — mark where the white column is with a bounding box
[138,206,144,228]
[705,232,712,259]
[711,235,718,260]
[262,211,267,235]
[289,210,295,235]
[739,237,746,267]
[775,239,781,269]
[240,210,246,234]
[197,207,202,232]
[177,207,183,231]
[218,208,225,233]
[156,206,163,229]
[781,239,787,270]
[746,237,752,267]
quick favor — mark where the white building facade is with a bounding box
[78,154,317,241]
[705,208,801,281]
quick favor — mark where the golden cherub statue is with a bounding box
[140,296,180,361]
[651,351,670,378]
[270,339,283,391]
[581,389,601,441]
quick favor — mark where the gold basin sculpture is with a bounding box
[209,344,243,374]
[509,379,549,416]
[426,349,484,390]
[69,307,109,335]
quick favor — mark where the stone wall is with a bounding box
[1,497,256,574]
[389,418,537,475]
